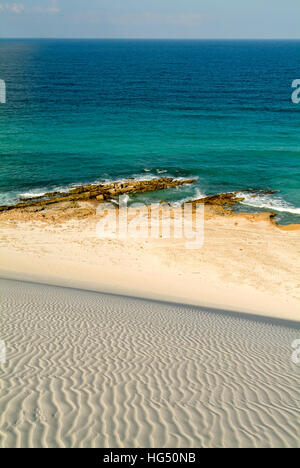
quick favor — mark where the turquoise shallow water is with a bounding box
[0,39,299,223]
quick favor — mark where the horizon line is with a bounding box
[1,37,300,41]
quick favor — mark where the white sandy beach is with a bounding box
[0,202,299,448]
[0,203,299,321]
[0,278,299,448]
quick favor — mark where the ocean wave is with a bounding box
[237,192,300,215]
[142,168,167,174]
[19,185,80,200]
[172,188,206,206]
[0,183,86,206]
[156,169,168,174]
[0,193,18,206]
[20,190,49,200]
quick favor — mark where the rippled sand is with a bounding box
[0,278,299,448]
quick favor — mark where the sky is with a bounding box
[0,0,300,39]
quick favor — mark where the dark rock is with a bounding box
[0,177,197,212]
[189,192,245,207]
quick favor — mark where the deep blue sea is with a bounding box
[0,39,299,223]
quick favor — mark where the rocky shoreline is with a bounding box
[0,177,279,214]
[1,178,299,229]
[0,177,196,212]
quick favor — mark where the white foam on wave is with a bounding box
[142,168,168,175]
[237,192,300,215]
[20,190,48,199]
[172,187,206,206]
[0,192,18,206]
[20,184,80,200]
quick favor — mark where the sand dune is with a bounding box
[0,278,299,448]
